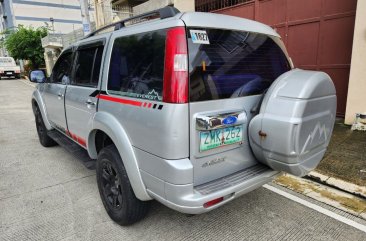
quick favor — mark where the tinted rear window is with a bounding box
[108,30,166,102]
[188,29,291,102]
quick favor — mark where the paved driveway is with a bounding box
[1,79,365,241]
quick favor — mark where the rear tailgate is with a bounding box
[186,27,291,185]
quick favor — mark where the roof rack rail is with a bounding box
[84,6,180,39]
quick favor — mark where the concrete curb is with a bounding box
[274,174,366,220]
[307,171,366,199]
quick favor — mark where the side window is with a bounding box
[74,45,104,87]
[51,52,72,84]
[92,47,103,86]
[107,30,166,102]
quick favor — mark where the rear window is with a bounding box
[0,58,15,67]
[108,30,167,102]
[188,29,291,102]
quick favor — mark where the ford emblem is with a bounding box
[223,116,237,125]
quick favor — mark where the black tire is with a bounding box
[15,74,20,79]
[96,145,150,225]
[34,106,57,147]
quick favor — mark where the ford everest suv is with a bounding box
[30,7,336,225]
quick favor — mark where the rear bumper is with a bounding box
[0,71,19,77]
[140,161,279,214]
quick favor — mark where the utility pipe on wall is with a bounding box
[79,0,91,36]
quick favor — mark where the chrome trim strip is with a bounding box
[196,111,247,130]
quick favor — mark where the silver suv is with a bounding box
[30,7,336,225]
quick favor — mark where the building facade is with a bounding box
[0,0,90,34]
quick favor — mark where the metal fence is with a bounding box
[112,3,133,21]
[94,0,133,27]
[42,1,133,49]
[60,3,132,48]
[61,22,97,48]
[195,0,253,12]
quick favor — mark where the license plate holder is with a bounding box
[199,125,243,152]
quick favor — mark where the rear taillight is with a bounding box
[203,197,224,208]
[163,27,188,103]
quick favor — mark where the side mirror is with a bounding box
[29,70,46,83]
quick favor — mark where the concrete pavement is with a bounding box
[1,79,365,241]
[316,119,366,187]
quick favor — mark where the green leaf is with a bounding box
[4,26,48,68]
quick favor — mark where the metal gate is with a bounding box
[196,0,357,116]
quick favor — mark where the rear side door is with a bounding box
[187,28,291,185]
[43,50,73,132]
[64,40,105,148]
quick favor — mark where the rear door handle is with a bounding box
[85,99,96,106]
[57,92,64,99]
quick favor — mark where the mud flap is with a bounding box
[249,69,336,177]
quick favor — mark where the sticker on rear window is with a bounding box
[190,30,210,44]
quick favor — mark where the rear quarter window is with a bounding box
[107,30,167,102]
[188,29,291,102]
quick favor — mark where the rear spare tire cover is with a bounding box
[249,69,336,176]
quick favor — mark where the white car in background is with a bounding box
[0,57,21,79]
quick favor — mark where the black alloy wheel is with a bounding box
[101,161,123,209]
[96,145,150,225]
[34,106,57,147]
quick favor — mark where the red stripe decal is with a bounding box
[67,130,86,147]
[77,137,87,147]
[98,94,142,107]
[148,103,152,108]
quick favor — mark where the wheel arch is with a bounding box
[32,90,53,130]
[88,111,151,201]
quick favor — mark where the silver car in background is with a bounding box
[30,7,336,225]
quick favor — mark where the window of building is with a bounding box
[195,0,252,12]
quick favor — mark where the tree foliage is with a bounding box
[4,26,48,68]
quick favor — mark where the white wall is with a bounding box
[345,0,366,124]
[12,0,94,34]
[15,20,81,33]
[173,0,195,12]
[16,0,80,6]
